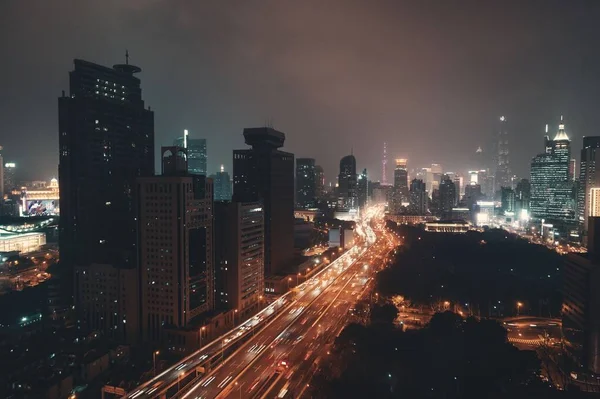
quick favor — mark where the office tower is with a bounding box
[431,163,443,192]
[61,58,154,338]
[358,168,368,208]
[409,178,427,215]
[439,175,456,219]
[315,165,325,199]
[4,162,15,194]
[0,147,3,196]
[393,158,409,202]
[501,187,516,214]
[211,165,232,201]
[493,116,511,192]
[562,217,600,373]
[578,136,600,226]
[381,142,388,186]
[233,127,294,276]
[138,147,213,341]
[515,178,531,218]
[337,154,358,209]
[474,146,485,170]
[530,118,575,222]
[296,158,316,208]
[570,158,577,181]
[214,201,264,316]
[465,183,483,211]
[173,130,207,175]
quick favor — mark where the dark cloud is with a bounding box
[2,1,600,182]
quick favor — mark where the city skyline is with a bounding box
[2,2,600,181]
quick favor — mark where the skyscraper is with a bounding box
[61,58,154,337]
[138,147,214,341]
[530,118,574,221]
[337,154,357,209]
[358,168,368,208]
[381,142,388,186]
[439,175,456,219]
[515,178,531,218]
[296,158,316,208]
[214,201,264,317]
[211,165,232,201]
[233,127,294,276]
[493,116,511,192]
[578,136,600,227]
[4,162,16,195]
[409,178,427,215]
[0,148,4,197]
[315,165,325,199]
[174,130,207,175]
[393,158,409,203]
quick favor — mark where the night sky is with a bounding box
[2,1,600,183]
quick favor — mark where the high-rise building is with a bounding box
[61,58,154,337]
[4,162,16,195]
[315,165,325,199]
[0,147,3,197]
[465,183,483,211]
[174,130,207,175]
[530,118,575,222]
[233,127,294,276]
[137,147,214,341]
[337,154,357,209]
[578,136,600,226]
[381,142,388,186]
[562,217,600,374]
[570,158,577,181]
[493,116,511,192]
[210,165,232,201]
[501,187,516,214]
[296,158,316,208]
[214,201,264,317]
[393,158,409,202]
[515,178,531,218]
[358,168,368,208]
[431,163,443,192]
[409,178,427,215]
[439,175,456,219]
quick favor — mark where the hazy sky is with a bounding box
[2,1,600,183]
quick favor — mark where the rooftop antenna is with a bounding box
[125,49,129,65]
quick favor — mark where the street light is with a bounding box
[234,381,244,399]
[153,350,160,376]
[200,326,206,347]
[297,272,301,285]
[234,309,238,325]
[517,302,523,316]
[287,277,292,290]
[177,371,184,391]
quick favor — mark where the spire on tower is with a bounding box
[382,142,388,185]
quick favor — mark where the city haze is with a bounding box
[2,1,600,180]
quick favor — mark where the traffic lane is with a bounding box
[222,269,374,399]
[257,270,376,398]
[182,265,360,399]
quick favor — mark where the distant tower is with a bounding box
[493,116,511,192]
[382,142,388,185]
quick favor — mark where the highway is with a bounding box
[177,209,394,399]
[126,208,383,399]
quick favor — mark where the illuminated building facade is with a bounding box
[211,165,232,201]
[409,178,427,215]
[296,158,316,208]
[392,159,408,212]
[19,178,59,216]
[439,175,456,219]
[4,162,16,195]
[174,130,207,175]
[233,127,294,276]
[315,165,325,199]
[137,147,214,342]
[0,232,46,253]
[530,118,575,222]
[214,201,264,318]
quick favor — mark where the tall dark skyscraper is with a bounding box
[3,162,16,195]
[515,178,531,218]
[409,178,427,215]
[439,175,456,219]
[210,165,232,201]
[315,165,325,199]
[578,136,600,227]
[337,154,357,209]
[174,130,207,175]
[493,116,511,192]
[296,158,316,208]
[233,127,294,275]
[530,118,574,222]
[60,58,154,338]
